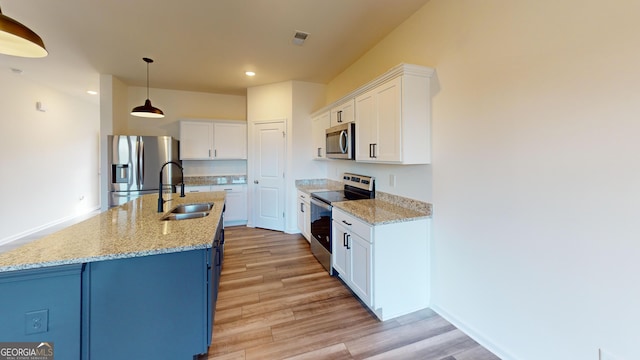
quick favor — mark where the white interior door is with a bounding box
[252,121,285,231]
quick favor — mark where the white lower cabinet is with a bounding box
[296,191,311,242]
[332,207,429,321]
[333,210,372,306]
[212,185,247,226]
[334,221,372,306]
[184,184,247,226]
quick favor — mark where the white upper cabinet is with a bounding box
[213,122,247,159]
[311,64,434,164]
[356,65,433,164]
[329,99,355,128]
[180,122,213,160]
[311,111,330,159]
[180,120,247,160]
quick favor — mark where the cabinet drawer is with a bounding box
[210,184,245,193]
[332,208,371,242]
[185,185,211,193]
[297,190,309,202]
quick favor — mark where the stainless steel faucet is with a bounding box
[158,161,185,212]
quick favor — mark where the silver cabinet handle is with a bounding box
[254,180,259,184]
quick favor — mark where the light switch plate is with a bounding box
[25,309,49,335]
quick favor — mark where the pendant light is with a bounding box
[131,57,164,118]
[0,5,48,58]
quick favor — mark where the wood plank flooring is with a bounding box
[200,226,500,360]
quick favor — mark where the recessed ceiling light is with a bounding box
[245,71,256,77]
[87,90,98,95]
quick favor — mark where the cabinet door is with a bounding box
[332,223,349,277]
[349,233,372,306]
[297,199,305,237]
[330,99,355,127]
[303,200,311,241]
[180,121,213,159]
[213,122,247,159]
[87,251,209,358]
[355,78,402,162]
[355,91,376,161]
[375,77,402,162]
[214,185,247,225]
[311,111,330,159]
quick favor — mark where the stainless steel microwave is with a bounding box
[326,122,355,160]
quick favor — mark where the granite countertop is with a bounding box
[295,179,343,195]
[0,192,226,272]
[296,178,433,226]
[332,199,429,226]
[185,175,247,186]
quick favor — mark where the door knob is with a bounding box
[254,180,259,184]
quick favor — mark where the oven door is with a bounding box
[310,198,333,273]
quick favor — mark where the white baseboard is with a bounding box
[430,304,517,360]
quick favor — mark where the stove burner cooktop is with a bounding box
[310,173,375,205]
[311,190,347,204]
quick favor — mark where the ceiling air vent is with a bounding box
[292,31,309,46]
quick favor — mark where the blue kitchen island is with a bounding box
[0,192,225,360]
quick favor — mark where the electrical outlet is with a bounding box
[389,174,396,187]
[599,348,619,360]
[25,309,48,335]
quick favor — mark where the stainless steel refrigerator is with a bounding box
[108,135,181,207]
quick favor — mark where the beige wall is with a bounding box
[126,86,246,139]
[326,1,640,359]
[246,81,327,233]
[0,70,100,243]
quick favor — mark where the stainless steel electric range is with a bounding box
[309,173,375,274]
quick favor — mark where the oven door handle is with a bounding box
[310,198,332,211]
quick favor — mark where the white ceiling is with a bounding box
[0,0,429,100]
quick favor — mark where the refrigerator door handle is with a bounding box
[138,136,144,187]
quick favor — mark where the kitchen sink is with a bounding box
[161,212,210,221]
[169,203,214,214]
[160,203,214,221]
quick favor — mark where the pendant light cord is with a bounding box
[146,61,150,99]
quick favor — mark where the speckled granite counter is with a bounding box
[333,198,429,226]
[295,178,343,194]
[0,192,225,272]
[185,175,246,185]
[296,178,432,226]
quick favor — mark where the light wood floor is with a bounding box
[200,226,500,360]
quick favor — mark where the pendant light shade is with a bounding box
[0,5,48,58]
[131,57,164,118]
